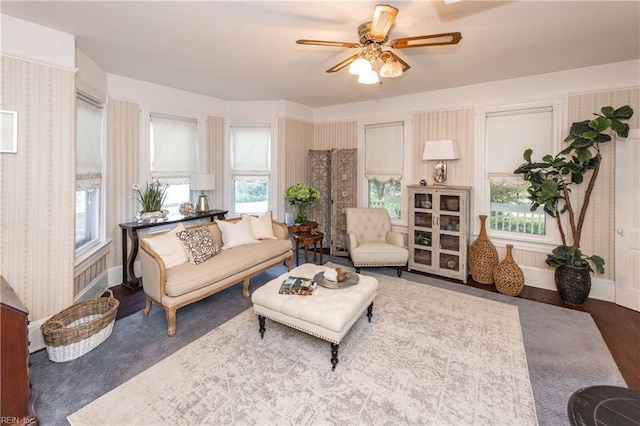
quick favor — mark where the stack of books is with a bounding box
[279,276,317,295]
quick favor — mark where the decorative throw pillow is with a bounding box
[243,210,276,240]
[176,226,221,265]
[144,223,189,268]
[215,217,260,249]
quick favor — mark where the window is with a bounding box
[230,125,271,215]
[364,122,403,219]
[150,114,198,215]
[75,94,103,250]
[486,107,553,236]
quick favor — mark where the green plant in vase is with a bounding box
[132,180,169,218]
[284,182,320,223]
[514,105,633,304]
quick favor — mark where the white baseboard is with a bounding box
[29,317,48,353]
[520,266,614,302]
[107,262,141,287]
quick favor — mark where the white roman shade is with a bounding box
[486,107,553,186]
[150,114,197,181]
[231,126,270,175]
[365,122,403,182]
[76,95,103,190]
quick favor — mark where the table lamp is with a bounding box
[422,139,460,185]
[191,174,215,214]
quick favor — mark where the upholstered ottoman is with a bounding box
[251,263,378,370]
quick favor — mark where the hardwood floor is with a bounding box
[109,264,640,390]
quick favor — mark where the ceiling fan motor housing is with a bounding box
[358,22,388,45]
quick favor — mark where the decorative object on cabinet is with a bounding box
[408,185,471,282]
[1,276,38,424]
[41,290,119,362]
[514,105,633,305]
[422,139,460,185]
[494,244,525,296]
[191,174,216,214]
[179,201,194,216]
[419,179,427,186]
[308,149,357,256]
[469,214,499,284]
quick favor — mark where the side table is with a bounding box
[118,209,227,290]
[294,232,324,266]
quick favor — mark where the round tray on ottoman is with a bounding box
[313,271,359,289]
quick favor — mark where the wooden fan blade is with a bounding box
[296,39,360,48]
[326,53,361,73]
[385,51,411,72]
[390,32,463,49]
[369,4,399,41]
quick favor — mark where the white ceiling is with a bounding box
[2,1,639,108]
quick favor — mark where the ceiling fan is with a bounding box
[296,4,462,84]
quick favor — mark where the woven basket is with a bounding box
[494,244,525,296]
[41,289,119,362]
[469,215,499,284]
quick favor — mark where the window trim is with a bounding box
[474,99,567,248]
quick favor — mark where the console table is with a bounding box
[119,209,227,290]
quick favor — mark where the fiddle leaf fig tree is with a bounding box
[514,105,634,274]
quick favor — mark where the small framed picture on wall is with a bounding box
[1,110,17,153]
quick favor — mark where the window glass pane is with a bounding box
[368,180,401,218]
[163,183,190,216]
[75,188,100,249]
[489,181,546,235]
[234,177,268,214]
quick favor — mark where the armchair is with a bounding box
[346,208,409,277]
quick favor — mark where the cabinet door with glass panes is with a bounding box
[408,185,471,282]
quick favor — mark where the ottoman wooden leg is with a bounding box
[258,315,266,339]
[367,302,374,322]
[330,342,339,371]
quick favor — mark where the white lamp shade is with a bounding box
[422,139,460,161]
[358,69,380,84]
[349,58,372,76]
[190,174,216,191]
[379,59,403,78]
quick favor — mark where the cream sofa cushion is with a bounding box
[144,223,188,268]
[243,211,277,240]
[215,216,259,249]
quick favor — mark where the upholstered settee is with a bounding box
[139,214,293,336]
[346,207,409,277]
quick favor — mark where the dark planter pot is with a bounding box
[555,265,592,306]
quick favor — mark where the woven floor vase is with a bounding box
[494,244,525,296]
[469,215,499,284]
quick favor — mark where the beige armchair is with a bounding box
[346,208,409,277]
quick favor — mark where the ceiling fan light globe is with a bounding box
[358,69,379,84]
[349,58,372,76]
[380,59,403,78]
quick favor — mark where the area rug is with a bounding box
[68,266,538,425]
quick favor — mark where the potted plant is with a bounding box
[514,105,634,305]
[132,180,169,222]
[284,182,320,223]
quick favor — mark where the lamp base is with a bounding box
[196,192,209,214]
[433,161,448,185]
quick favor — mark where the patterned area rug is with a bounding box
[68,267,537,425]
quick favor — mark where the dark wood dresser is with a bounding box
[1,276,38,425]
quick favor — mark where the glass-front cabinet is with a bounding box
[408,185,471,282]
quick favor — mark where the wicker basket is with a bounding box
[41,289,119,362]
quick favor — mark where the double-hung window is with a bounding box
[485,107,554,238]
[364,122,403,219]
[230,125,271,215]
[75,93,103,251]
[149,114,198,215]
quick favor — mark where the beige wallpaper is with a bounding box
[566,88,640,280]
[207,116,225,209]
[105,99,141,269]
[281,118,314,188]
[0,56,76,320]
[413,108,475,187]
[313,121,357,151]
